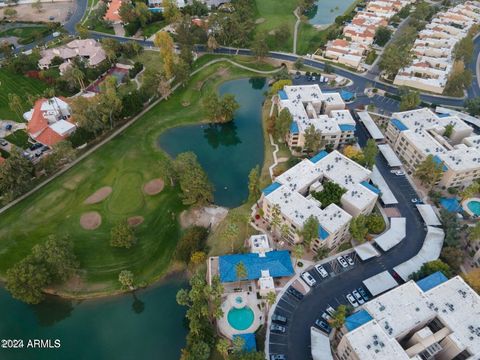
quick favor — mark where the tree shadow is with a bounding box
[132,292,145,315]
[203,123,242,149]
[31,296,75,327]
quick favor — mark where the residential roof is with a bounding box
[218,250,293,283]
[345,309,374,331]
[105,0,123,22]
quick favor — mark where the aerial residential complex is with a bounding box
[394,1,480,94]
[385,108,480,188]
[323,0,414,69]
[260,150,379,252]
[337,273,480,360]
[278,85,356,153]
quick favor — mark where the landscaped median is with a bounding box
[0,59,271,299]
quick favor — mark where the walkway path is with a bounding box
[293,8,301,55]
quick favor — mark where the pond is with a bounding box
[306,0,357,26]
[0,277,187,360]
[158,77,267,208]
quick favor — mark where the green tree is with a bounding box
[443,124,454,138]
[275,23,291,44]
[252,31,269,59]
[465,97,480,116]
[247,165,260,203]
[362,139,378,169]
[0,148,33,202]
[294,58,303,70]
[328,305,347,329]
[207,35,218,52]
[173,152,214,205]
[469,222,480,244]
[31,0,42,12]
[110,219,136,248]
[134,2,151,28]
[235,261,248,284]
[293,244,304,269]
[399,87,420,111]
[311,181,346,208]
[464,268,480,293]
[118,270,135,289]
[366,214,385,234]
[270,203,282,234]
[175,226,209,263]
[174,58,191,87]
[162,0,181,23]
[75,23,89,39]
[202,92,239,123]
[440,246,463,270]
[154,31,175,79]
[216,338,230,360]
[37,141,76,175]
[415,154,443,190]
[444,61,472,97]
[8,93,23,121]
[349,215,368,243]
[266,291,276,308]
[374,26,392,46]
[300,215,319,247]
[232,336,245,353]
[411,259,452,280]
[275,108,292,141]
[4,8,17,19]
[454,35,474,63]
[303,124,323,154]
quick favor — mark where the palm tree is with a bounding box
[292,244,304,270]
[270,204,282,236]
[266,291,276,312]
[235,261,247,288]
[216,338,230,360]
[328,304,347,330]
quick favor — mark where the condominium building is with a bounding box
[260,150,379,252]
[394,1,480,94]
[277,85,356,153]
[385,108,480,188]
[337,273,480,360]
[324,39,368,69]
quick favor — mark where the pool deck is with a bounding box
[217,291,264,339]
[462,197,480,217]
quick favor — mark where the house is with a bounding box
[38,39,107,73]
[23,97,76,147]
[104,0,124,23]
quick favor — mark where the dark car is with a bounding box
[0,138,7,146]
[270,354,286,360]
[358,287,370,301]
[5,124,12,131]
[314,319,332,334]
[272,313,287,324]
[287,287,304,300]
[270,324,286,333]
[29,143,43,151]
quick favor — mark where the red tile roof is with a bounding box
[35,127,66,147]
[27,98,49,136]
[105,0,123,22]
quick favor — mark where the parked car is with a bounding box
[337,256,348,268]
[40,145,50,153]
[344,254,354,266]
[358,287,370,301]
[287,287,304,300]
[326,306,336,316]
[270,354,286,360]
[390,170,405,176]
[321,312,331,321]
[352,290,365,305]
[52,31,61,38]
[312,76,316,81]
[301,271,317,287]
[314,319,332,334]
[270,324,286,333]
[314,264,328,278]
[272,314,287,325]
[411,198,423,204]
[0,138,7,146]
[5,124,12,131]
[30,143,43,151]
[346,293,359,307]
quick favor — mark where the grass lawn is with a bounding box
[5,130,30,149]
[192,54,279,72]
[0,26,51,45]
[142,20,167,38]
[0,70,48,121]
[0,61,261,296]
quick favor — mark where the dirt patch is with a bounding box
[182,101,190,107]
[84,186,113,204]
[143,178,164,195]
[217,67,230,77]
[255,17,265,24]
[180,206,228,230]
[127,216,144,227]
[0,2,74,22]
[80,211,102,230]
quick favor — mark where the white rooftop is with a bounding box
[363,271,398,297]
[377,144,402,168]
[416,205,441,226]
[374,217,406,252]
[371,166,398,205]
[357,111,384,141]
[49,119,76,136]
[311,327,334,360]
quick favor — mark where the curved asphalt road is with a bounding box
[267,119,430,359]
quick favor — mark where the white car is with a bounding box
[394,170,405,176]
[326,306,336,316]
[314,264,328,278]
[337,256,348,268]
[321,312,331,321]
[352,290,365,305]
[52,31,61,37]
[344,254,354,266]
[301,271,317,287]
[346,293,359,307]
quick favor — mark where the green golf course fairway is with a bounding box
[0,61,258,296]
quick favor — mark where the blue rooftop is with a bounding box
[340,90,355,101]
[391,119,408,131]
[361,181,381,195]
[339,124,356,132]
[218,250,294,283]
[318,225,329,240]
[440,197,461,213]
[432,155,448,171]
[233,333,256,352]
[290,121,299,134]
[416,271,448,292]
[262,182,282,196]
[278,90,288,100]
[309,150,329,164]
[345,310,373,331]
[437,113,450,118]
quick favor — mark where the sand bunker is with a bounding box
[180,206,228,230]
[143,178,165,195]
[128,216,144,227]
[84,187,112,205]
[80,212,102,230]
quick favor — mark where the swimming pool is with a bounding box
[227,306,254,331]
[467,200,480,216]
